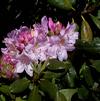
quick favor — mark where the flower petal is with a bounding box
[25,64,33,77]
[57,46,68,61]
[15,62,25,73]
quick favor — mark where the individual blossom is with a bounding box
[48,17,63,35]
[59,22,79,51]
[33,16,48,43]
[14,51,33,77]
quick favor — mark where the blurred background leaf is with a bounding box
[47,0,76,10]
[81,16,93,42]
[90,14,100,29]
[91,60,100,72]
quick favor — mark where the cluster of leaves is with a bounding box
[0,58,100,101]
[0,0,100,101]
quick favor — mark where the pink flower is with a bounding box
[48,17,62,34]
[2,54,17,65]
[0,16,79,77]
[48,17,55,32]
[59,23,79,51]
[14,51,33,77]
[33,16,48,43]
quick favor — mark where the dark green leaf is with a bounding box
[48,0,76,10]
[79,63,94,87]
[59,89,77,101]
[91,60,100,72]
[76,38,100,55]
[28,86,41,101]
[43,71,62,79]
[47,59,70,72]
[81,16,93,42]
[55,92,67,101]
[0,95,6,101]
[90,14,100,29]
[65,67,77,87]
[78,85,89,100]
[97,10,100,19]
[0,85,10,95]
[10,78,30,93]
[15,97,26,101]
[39,80,57,100]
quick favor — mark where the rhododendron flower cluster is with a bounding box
[0,16,79,77]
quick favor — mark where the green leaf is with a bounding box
[33,61,48,74]
[79,63,94,87]
[65,67,77,87]
[55,92,67,101]
[43,71,62,79]
[0,95,6,101]
[81,16,93,42]
[39,80,57,100]
[78,85,89,100]
[0,85,10,95]
[59,89,77,101]
[90,14,100,29]
[15,97,26,101]
[10,78,30,93]
[28,86,41,101]
[97,10,100,19]
[76,38,100,55]
[91,60,100,72]
[47,59,70,72]
[41,61,48,72]
[48,0,76,10]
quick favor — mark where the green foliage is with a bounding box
[47,59,70,72]
[15,97,26,101]
[91,60,100,72]
[90,14,100,29]
[81,16,93,42]
[10,78,30,94]
[28,86,41,101]
[39,80,57,100]
[80,63,94,87]
[78,85,89,100]
[0,95,6,101]
[0,85,10,95]
[48,0,76,10]
[64,67,77,88]
[55,92,66,101]
[77,38,100,55]
[97,10,100,19]
[59,89,77,101]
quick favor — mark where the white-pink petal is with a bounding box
[25,64,33,77]
[57,46,68,61]
[15,62,25,73]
